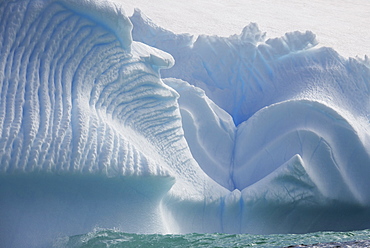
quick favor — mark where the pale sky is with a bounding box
[111,0,370,59]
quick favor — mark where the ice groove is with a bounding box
[0,0,186,178]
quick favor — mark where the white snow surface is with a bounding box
[111,0,370,59]
[0,0,370,247]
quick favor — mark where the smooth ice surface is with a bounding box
[0,0,370,247]
[164,78,236,190]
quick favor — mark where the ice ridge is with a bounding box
[0,0,181,178]
[131,9,369,126]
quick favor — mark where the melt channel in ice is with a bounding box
[0,1,370,247]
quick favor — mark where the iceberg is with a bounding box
[0,0,370,247]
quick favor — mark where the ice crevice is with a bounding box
[1,0,370,247]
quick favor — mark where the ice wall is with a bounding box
[0,1,226,247]
[131,8,370,233]
[1,1,370,247]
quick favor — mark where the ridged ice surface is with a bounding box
[0,0,187,178]
[0,2,225,246]
[1,1,370,247]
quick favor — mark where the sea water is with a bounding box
[54,228,370,247]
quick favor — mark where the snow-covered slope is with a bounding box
[1,0,370,247]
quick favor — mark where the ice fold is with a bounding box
[132,6,370,233]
